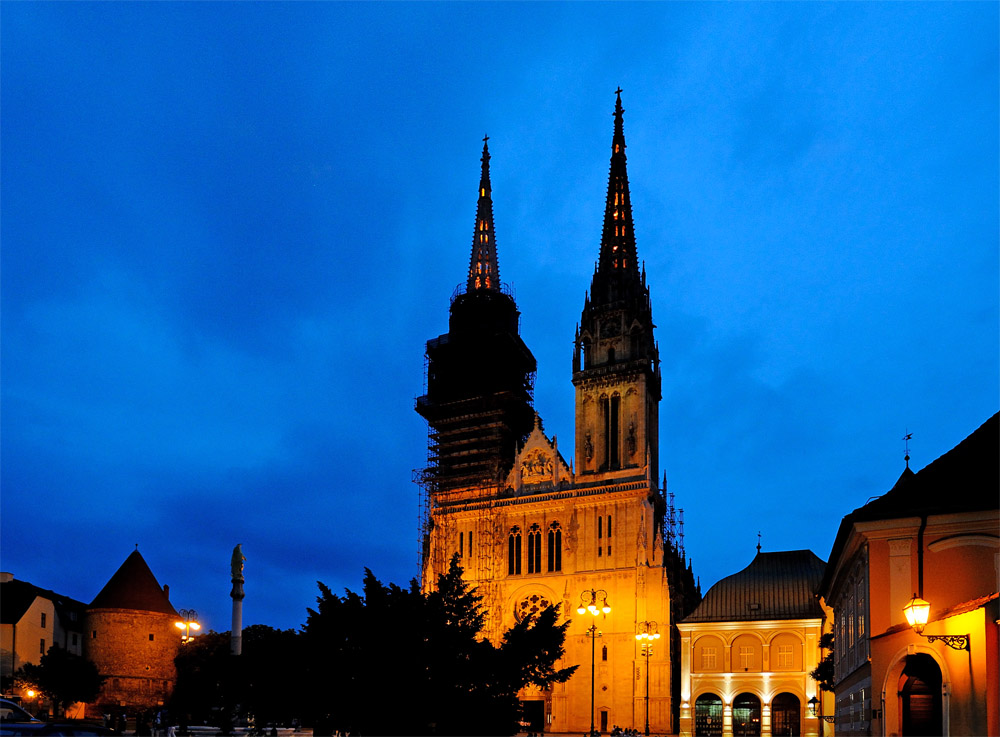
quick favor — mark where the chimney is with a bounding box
[163,584,169,601]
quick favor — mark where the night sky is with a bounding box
[2,3,997,634]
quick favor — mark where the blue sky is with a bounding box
[2,2,997,633]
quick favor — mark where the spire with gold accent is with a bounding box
[468,136,500,292]
[596,88,640,286]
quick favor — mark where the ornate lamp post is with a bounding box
[578,589,610,737]
[635,621,660,736]
[175,609,201,643]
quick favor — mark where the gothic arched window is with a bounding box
[547,522,562,572]
[527,524,542,574]
[508,526,522,575]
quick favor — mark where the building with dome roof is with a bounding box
[85,549,182,716]
[677,550,830,737]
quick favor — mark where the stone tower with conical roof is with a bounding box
[85,550,181,716]
[416,95,699,735]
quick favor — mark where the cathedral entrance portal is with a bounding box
[519,700,544,733]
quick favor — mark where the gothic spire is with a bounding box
[597,88,640,282]
[468,136,500,292]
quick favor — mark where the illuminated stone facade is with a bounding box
[677,551,831,737]
[418,93,699,734]
[85,550,182,716]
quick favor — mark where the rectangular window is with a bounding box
[609,395,620,469]
[701,647,717,669]
[739,646,753,670]
[92,630,97,639]
[40,638,46,654]
[149,633,155,641]
[598,515,602,539]
[71,633,78,647]
[459,532,464,558]
[469,530,472,553]
[777,645,793,669]
[40,612,47,629]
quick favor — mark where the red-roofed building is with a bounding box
[85,550,183,716]
[819,412,999,737]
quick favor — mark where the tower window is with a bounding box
[508,527,522,575]
[40,613,46,629]
[459,531,464,558]
[602,644,608,661]
[607,394,620,469]
[40,639,45,655]
[547,522,562,572]
[527,524,542,574]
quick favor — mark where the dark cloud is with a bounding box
[2,2,996,630]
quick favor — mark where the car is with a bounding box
[0,699,113,737]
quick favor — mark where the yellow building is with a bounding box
[0,572,87,712]
[818,412,999,737]
[677,550,830,737]
[417,93,699,734]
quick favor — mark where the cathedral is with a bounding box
[416,92,699,735]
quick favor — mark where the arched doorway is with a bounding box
[732,693,761,737]
[694,693,723,737]
[899,653,943,736]
[771,693,800,737]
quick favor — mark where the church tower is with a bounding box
[574,90,661,483]
[417,96,698,735]
[416,138,537,577]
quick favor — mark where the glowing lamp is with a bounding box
[902,594,931,633]
[902,594,970,650]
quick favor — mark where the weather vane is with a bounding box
[903,430,913,469]
[756,531,761,554]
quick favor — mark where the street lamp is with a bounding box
[807,696,835,727]
[175,609,201,643]
[578,589,610,737]
[902,594,969,651]
[635,621,660,736]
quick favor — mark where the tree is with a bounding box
[171,626,305,731]
[809,632,835,692]
[302,555,576,736]
[14,645,103,717]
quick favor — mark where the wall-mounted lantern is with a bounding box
[902,594,969,651]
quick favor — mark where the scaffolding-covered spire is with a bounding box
[596,88,640,281]
[468,136,500,292]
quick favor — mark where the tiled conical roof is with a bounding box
[683,550,826,623]
[89,550,177,616]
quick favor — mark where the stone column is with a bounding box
[230,544,245,656]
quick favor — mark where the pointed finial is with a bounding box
[468,136,500,292]
[135,543,139,551]
[903,430,912,469]
[756,531,761,554]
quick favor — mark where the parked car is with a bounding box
[0,699,113,737]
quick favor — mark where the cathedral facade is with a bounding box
[417,93,698,735]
